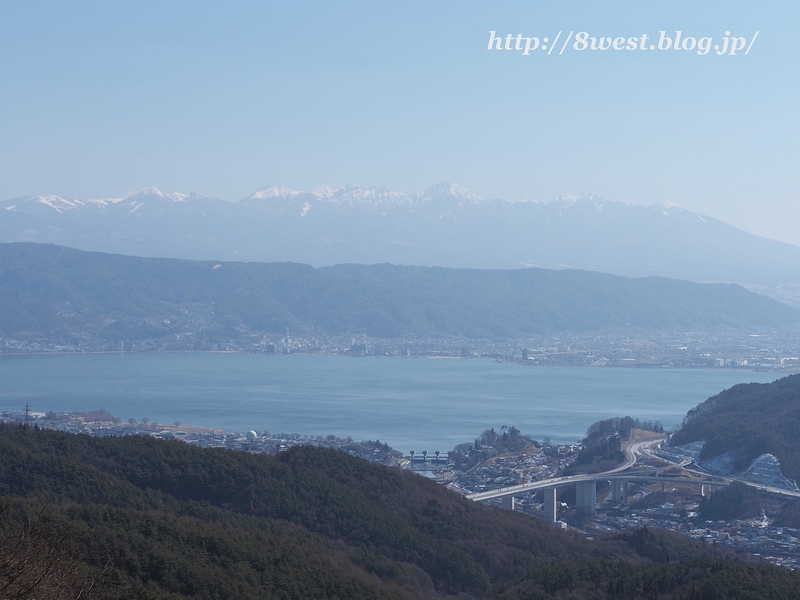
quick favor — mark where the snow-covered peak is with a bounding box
[36,195,85,212]
[309,185,338,198]
[649,199,685,216]
[84,187,193,207]
[242,184,411,206]
[130,186,166,198]
[549,193,615,212]
[313,185,410,206]
[246,186,301,201]
[651,199,681,210]
[241,183,493,207]
[423,182,471,197]
[418,182,491,204]
[0,194,85,214]
[555,193,609,204]
[122,187,189,202]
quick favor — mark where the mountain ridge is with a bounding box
[1,242,798,347]
[3,184,800,285]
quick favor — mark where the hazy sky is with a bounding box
[1,1,798,245]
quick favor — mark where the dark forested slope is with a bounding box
[1,242,797,344]
[671,373,800,481]
[2,424,800,599]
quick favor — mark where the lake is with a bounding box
[0,353,780,452]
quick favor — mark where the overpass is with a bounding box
[466,432,800,522]
[465,432,667,520]
[466,472,729,520]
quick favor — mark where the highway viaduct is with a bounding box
[466,473,729,522]
[464,431,800,522]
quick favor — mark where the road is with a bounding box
[680,466,800,499]
[466,430,666,502]
[608,430,666,473]
[467,431,800,503]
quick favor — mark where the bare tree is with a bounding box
[0,502,102,600]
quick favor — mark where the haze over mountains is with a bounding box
[4,183,800,286]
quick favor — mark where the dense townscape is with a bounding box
[3,326,800,373]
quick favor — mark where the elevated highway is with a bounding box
[466,473,728,504]
[466,431,669,518]
[467,430,667,500]
[465,431,800,520]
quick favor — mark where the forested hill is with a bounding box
[2,425,800,599]
[1,242,798,344]
[671,373,800,481]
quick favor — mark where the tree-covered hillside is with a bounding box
[2,424,800,599]
[1,242,797,345]
[671,374,800,482]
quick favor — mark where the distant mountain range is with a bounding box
[3,184,800,286]
[1,243,797,346]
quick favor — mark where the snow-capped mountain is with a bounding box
[3,194,87,215]
[240,182,491,209]
[4,187,219,215]
[3,184,800,286]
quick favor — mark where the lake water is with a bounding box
[0,353,780,452]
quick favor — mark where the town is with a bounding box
[0,407,405,467]
[2,325,800,372]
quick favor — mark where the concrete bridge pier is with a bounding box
[575,480,596,514]
[502,496,515,511]
[622,480,629,503]
[612,480,622,502]
[543,488,557,523]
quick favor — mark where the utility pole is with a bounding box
[24,402,30,426]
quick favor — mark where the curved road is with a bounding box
[609,430,665,473]
[467,431,665,502]
[467,431,800,503]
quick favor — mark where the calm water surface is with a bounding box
[0,353,780,451]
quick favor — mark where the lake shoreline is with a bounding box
[0,349,793,374]
[0,353,781,450]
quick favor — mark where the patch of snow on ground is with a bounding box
[742,454,798,490]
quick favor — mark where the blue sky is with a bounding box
[1,1,798,244]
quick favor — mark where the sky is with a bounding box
[1,1,798,245]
